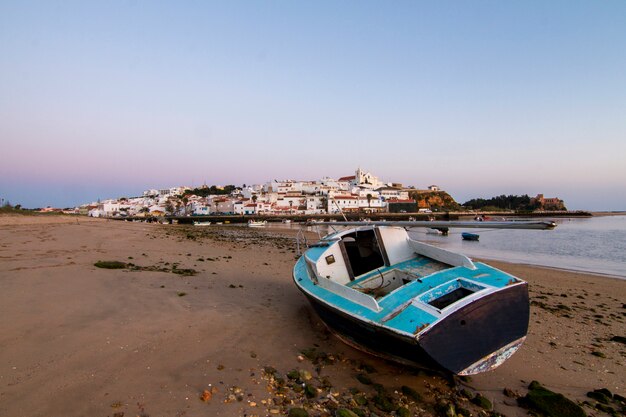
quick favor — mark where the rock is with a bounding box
[401,385,422,402]
[587,390,610,404]
[503,387,518,398]
[304,383,317,398]
[372,391,396,412]
[444,403,456,417]
[335,409,359,417]
[299,369,312,381]
[471,394,492,410]
[436,401,456,417]
[396,406,410,417]
[460,388,475,399]
[356,373,372,385]
[354,394,368,406]
[288,407,309,417]
[519,380,586,417]
[287,369,300,380]
[455,406,471,417]
[595,403,615,414]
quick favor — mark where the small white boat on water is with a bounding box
[248,220,268,227]
[193,221,211,226]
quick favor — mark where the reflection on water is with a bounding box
[276,216,626,278]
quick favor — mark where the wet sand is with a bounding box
[0,215,624,416]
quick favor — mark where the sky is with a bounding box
[1,1,625,210]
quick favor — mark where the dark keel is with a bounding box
[304,283,529,375]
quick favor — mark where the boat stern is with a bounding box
[417,282,529,375]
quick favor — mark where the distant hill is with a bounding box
[408,190,461,211]
[462,194,541,211]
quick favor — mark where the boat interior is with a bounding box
[302,226,517,315]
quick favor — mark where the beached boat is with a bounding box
[193,221,211,226]
[248,220,268,227]
[462,232,479,241]
[293,220,555,375]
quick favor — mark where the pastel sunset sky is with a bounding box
[1,1,625,210]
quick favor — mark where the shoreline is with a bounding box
[1,215,624,417]
[477,257,626,281]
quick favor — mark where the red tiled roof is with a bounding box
[338,176,356,181]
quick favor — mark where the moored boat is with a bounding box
[293,220,555,375]
[462,232,479,241]
[248,220,268,227]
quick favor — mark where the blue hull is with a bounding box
[298,279,529,374]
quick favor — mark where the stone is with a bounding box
[503,387,518,398]
[396,406,410,417]
[401,385,422,402]
[304,383,317,398]
[356,373,372,385]
[519,380,586,417]
[470,394,492,410]
[587,390,610,404]
[288,407,309,417]
[335,409,359,417]
[372,391,396,412]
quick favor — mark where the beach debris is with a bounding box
[518,380,586,417]
[200,389,212,402]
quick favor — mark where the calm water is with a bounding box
[408,215,626,278]
[275,215,626,278]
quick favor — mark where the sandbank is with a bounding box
[0,215,623,416]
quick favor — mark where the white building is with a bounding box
[327,195,360,213]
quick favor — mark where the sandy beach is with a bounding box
[0,215,624,417]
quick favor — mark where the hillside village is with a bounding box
[83,168,448,218]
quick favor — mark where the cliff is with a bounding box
[408,190,460,211]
